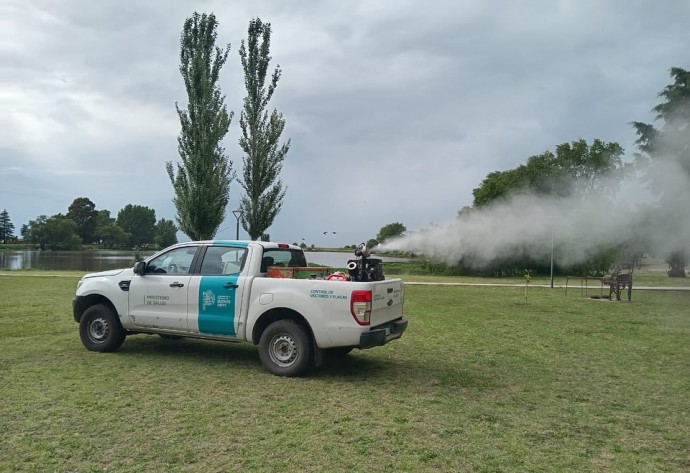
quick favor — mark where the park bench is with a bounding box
[601,269,633,302]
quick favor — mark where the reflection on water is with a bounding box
[0,249,408,271]
[0,250,155,271]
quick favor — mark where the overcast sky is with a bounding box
[1,0,688,247]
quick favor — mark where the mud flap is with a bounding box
[312,335,325,367]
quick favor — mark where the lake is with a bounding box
[0,249,408,271]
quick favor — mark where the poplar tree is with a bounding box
[238,18,290,240]
[167,12,234,240]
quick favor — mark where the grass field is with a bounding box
[1,272,689,472]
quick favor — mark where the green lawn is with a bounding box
[1,273,688,472]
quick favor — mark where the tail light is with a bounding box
[350,290,371,326]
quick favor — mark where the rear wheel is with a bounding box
[79,304,126,352]
[259,320,312,377]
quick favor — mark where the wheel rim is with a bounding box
[268,333,298,367]
[88,317,110,344]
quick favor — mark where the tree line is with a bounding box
[1,198,177,251]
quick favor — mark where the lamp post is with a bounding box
[550,224,554,289]
[232,209,243,240]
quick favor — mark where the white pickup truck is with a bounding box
[73,241,407,376]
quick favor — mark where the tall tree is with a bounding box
[0,209,15,243]
[238,18,290,240]
[167,12,235,241]
[116,204,156,247]
[67,197,97,244]
[632,67,690,277]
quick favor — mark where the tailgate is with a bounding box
[369,279,404,326]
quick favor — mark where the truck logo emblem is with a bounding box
[387,299,393,307]
[202,290,216,311]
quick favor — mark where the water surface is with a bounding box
[1,249,407,271]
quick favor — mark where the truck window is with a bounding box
[261,249,307,268]
[200,246,248,275]
[147,247,197,275]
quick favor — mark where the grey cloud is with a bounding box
[1,0,688,247]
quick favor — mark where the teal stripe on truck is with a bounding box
[198,275,238,336]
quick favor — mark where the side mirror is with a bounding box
[133,261,146,275]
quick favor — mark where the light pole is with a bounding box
[232,209,243,240]
[550,224,554,289]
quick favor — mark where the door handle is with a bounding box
[170,282,184,288]
[223,283,239,289]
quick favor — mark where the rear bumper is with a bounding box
[359,318,408,349]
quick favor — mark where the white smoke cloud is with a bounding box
[378,159,689,269]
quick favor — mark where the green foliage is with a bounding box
[18,200,173,250]
[0,209,14,243]
[468,139,626,276]
[376,222,406,244]
[154,218,178,249]
[238,18,289,240]
[632,67,690,276]
[116,204,156,247]
[167,12,235,241]
[66,197,96,244]
[473,139,625,206]
[94,223,130,249]
[93,209,128,248]
[366,238,379,248]
[24,214,81,250]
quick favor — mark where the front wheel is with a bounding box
[79,304,126,352]
[258,320,312,377]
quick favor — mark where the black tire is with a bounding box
[258,320,312,377]
[326,347,355,357]
[79,304,126,352]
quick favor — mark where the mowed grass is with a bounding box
[1,273,689,472]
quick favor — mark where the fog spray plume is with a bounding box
[378,162,689,270]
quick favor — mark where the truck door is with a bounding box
[128,245,199,330]
[187,244,249,337]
